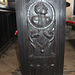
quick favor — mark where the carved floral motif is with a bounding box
[28,1,55,56]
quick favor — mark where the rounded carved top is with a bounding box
[28,1,55,30]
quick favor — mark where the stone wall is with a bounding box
[66,0,74,20]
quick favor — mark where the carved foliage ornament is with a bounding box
[28,1,55,30]
[27,1,55,55]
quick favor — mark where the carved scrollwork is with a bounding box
[29,29,40,38]
[43,28,55,42]
[28,1,55,56]
[29,28,55,54]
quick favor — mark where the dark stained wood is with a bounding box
[0,7,17,53]
[15,0,66,75]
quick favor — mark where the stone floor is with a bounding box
[0,40,19,75]
[0,33,75,75]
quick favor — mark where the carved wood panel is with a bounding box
[27,1,56,73]
[16,0,66,75]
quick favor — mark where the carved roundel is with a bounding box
[28,1,55,30]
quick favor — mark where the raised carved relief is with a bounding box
[29,28,55,54]
[31,3,51,28]
[28,1,55,67]
[28,1,55,30]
